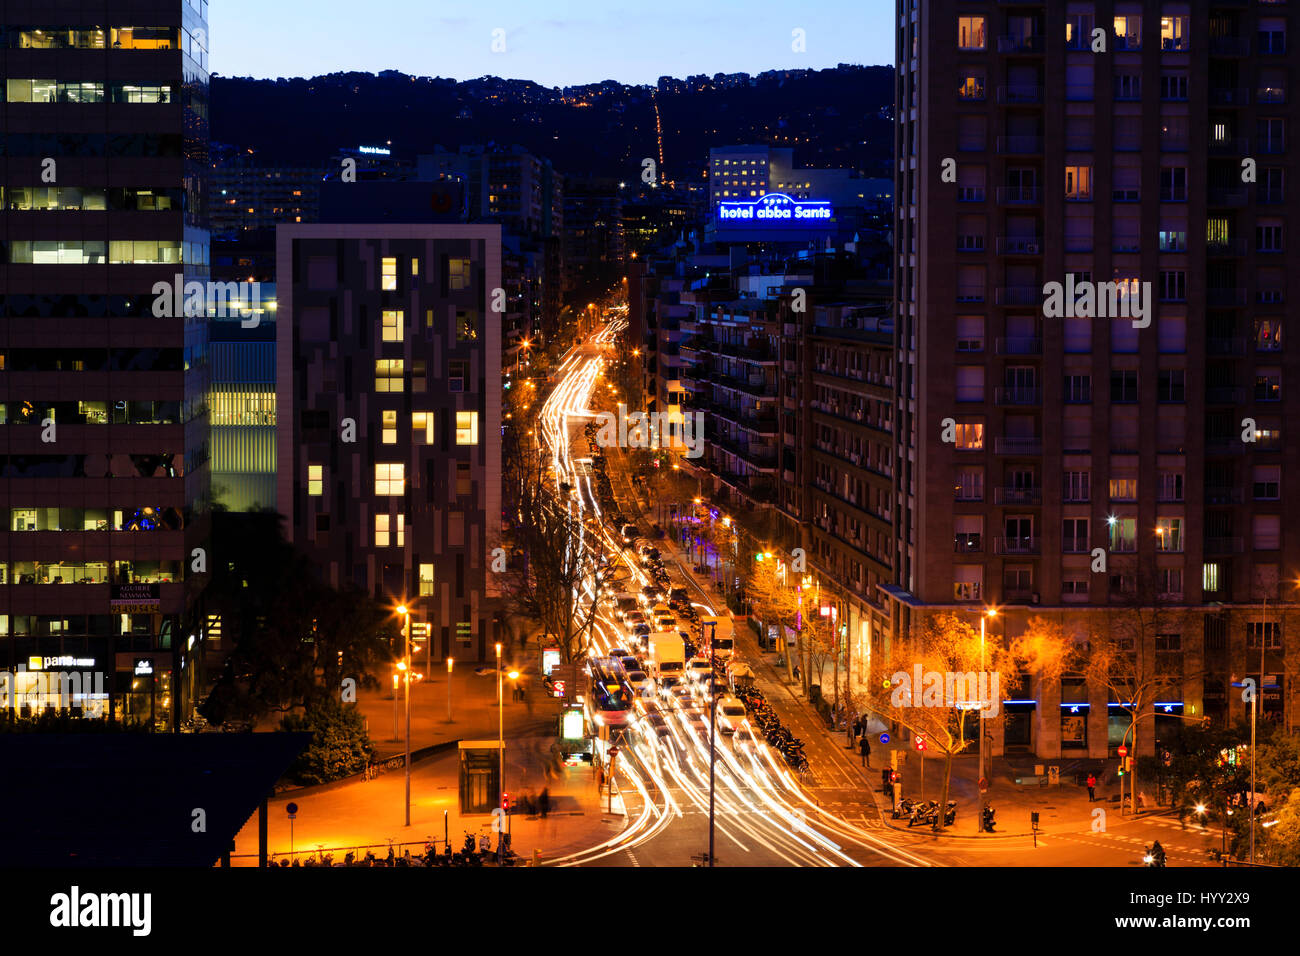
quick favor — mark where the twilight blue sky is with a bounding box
[210,0,893,85]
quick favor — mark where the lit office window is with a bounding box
[419,564,435,596]
[308,465,323,496]
[375,463,405,496]
[382,309,404,342]
[382,410,397,444]
[456,411,479,445]
[375,359,404,392]
[381,257,398,291]
[412,411,435,444]
[396,515,406,547]
[375,514,390,547]
[412,258,419,276]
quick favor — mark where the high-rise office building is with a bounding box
[894,1,1297,757]
[0,5,211,727]
[276,224,503,662]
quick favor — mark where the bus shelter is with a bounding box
[458,740,502,814]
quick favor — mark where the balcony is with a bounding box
[996,236,1044,255]
[1208,136,1249,155]
[995,336,1043,355]
[994,437,1043,455]
[1210,36,1251,56]
[997,34,1044,53]
[995,287,1041,307]
[998,85,1043,105]
[1205,487,1245,505]
[1205,386,1245,404]
[1209,87,1249,106]
[1257,87,1286,104]
[1206,335,1246,356]
[1205,438,1242,455]
[954,535,984,554]
[1205,537,1245,555]
[1206,288,1248,307]
[956,285,986,303]
[994,386,1042,406]
[995,185,1042,204]
[995,536,1041,555]
[1206,237,1249,256]
[997,135,1044,154]
[993,486,1043,505]
[1207,187,1248,206]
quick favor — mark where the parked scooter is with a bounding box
[981,805,997,833]
[1144,841,1167,867]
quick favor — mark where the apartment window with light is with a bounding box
[1155,518,1183,551]
[1113,15,1141,50]
[1065,166,1093,201]
[382,410,397,444]
[958,72,986,100]
[1160,16,1188,51]
[1255,369,1281,402]
[1065,14,1094,50]
[375,359,404,392]
[412,412,435,444]
[953,422,984,450]
[1203,563,1220,593]
[455,411,479,445]
[375,463,405,496]
[1109,517,1137,552]
[448,257,471,291]
[419,563,435,596]
[381,257,397,291]
[1110,478,1137,501]
[382,310,404,342]
[374,514,405,548]
[308,464,323,496]
[958,16,986,50]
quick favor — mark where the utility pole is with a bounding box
[1251,595,1266,864]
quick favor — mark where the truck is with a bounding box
[697,616,735,660]
[647,631,686,681]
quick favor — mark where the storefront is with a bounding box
[2,655,109,718]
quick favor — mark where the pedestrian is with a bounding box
[539,787,551,819]
[595,763,605,793]
[859,735,871,768]
[1086,772,1097,802]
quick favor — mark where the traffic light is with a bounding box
[889,770,899,784]
[502,792,510,813]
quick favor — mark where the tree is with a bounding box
[280,699,375,786]
[746,558,800,683]
[1257,789,1300,866]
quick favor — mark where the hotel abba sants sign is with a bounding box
[716,192,834,229]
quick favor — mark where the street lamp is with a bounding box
[446,657,454,723]
[978,607,997,833]
[397,604,412,827]
[496,642,505,829]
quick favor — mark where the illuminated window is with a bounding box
[958,16,986,50]
[382,310,404,342]
[1109,478,1138,500]
[456,309,478,342]
[1160,16,1188,52]
[1203,563,1220,592]
[375,359,404,392]
[411,258,419,276]
[1065,165,1093,201]
[456,411,479,445]
[1113,15,1142,50]
[382,410,397,444]
[1108,517,1137,552]
[1155,518,1183,552]
[375,514,390,547]
[375,463,405,496]
[381,257,398,291]
[449,257,471,291]
[953,422,984,450]
[419,563,435,596]
[412,412,435,444]
[308,464,323,496]
[396,515,405,546]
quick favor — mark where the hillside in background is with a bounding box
[210,65,894,180]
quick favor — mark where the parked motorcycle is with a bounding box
[1144,842,1167,867]
[981,805,997,833]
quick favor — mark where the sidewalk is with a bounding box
[231,735,628,865]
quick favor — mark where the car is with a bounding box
[635,697,662,718]
[619,655,640,674]
[640,585,660,603]
[685,658,713,685]
[608,647,632,660]
[655,615,677,630]
[732,726,762,752]
[631,623,652,638]
[716,698,748,735]
[697,675,728,701]
[668,684,695,707]
[625,670,653,696]
[623,610,647,627]
[657,674,682,698]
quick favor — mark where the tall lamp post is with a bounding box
[496,642,504,822]
[446,657,454,723]
[397,604,412,827]
[978,607,997,833]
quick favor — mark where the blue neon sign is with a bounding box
[716,192,834,226]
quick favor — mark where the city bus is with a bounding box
[586,659,632,731]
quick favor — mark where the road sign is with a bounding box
[286,802,298,820]
[978,777,988,793]
[879,733,891,745]
[1117,745,1128,758]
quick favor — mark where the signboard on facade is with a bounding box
[111,583,160,613]
[716,192,834,228]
